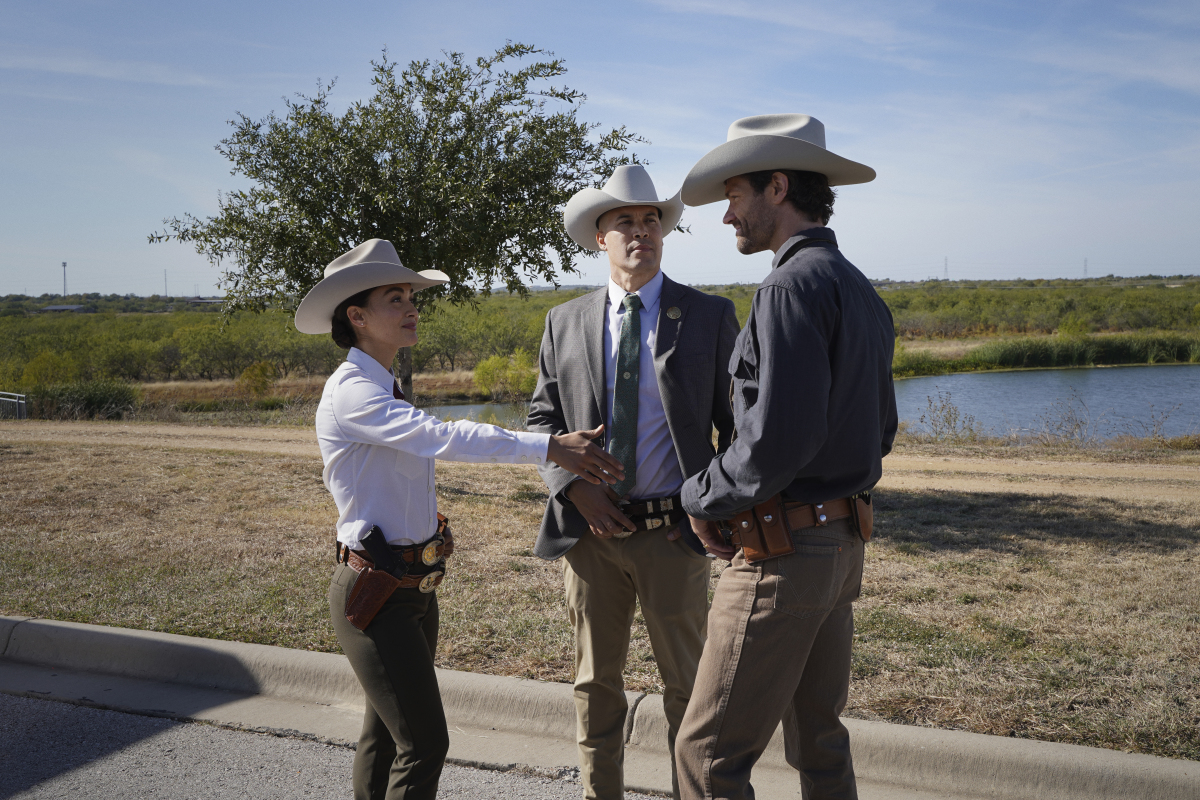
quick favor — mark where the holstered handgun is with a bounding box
[728,494,795,564]
[850,492,874,542]
[345,526,406,631]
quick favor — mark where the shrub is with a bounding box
[236,361,278,397]
[473,348,539,401]
[20,350,79,387]
[29,380,141,420]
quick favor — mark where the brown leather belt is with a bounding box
[338,539,450,593]
[728,498,854,548]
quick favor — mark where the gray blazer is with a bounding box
[527,274,740,560]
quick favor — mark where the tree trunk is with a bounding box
[395,347,414,401]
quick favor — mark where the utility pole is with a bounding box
[1084,258,1088,279]
[62,262,67,298]
[164,269,168,298]
[944,257,948,281]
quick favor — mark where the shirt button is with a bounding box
[623,371,631,379]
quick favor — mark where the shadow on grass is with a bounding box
[873,489,1198,554]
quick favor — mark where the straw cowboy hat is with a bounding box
[563,165,685,251]
[680,114,875,206]
[294,239,448,334]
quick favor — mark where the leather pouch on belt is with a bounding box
[732,494,797,564]
[345,567,401,631]
[854,495,874,542]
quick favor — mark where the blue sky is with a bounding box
[2,0,1198,297]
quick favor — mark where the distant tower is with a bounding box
[164,269,168,298]
[1084,258,1088,278]
[944,257,949,281]
[62,261,67,297]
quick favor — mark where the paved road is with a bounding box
[0,694,658,799]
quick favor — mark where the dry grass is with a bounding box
[131,373,486,427]
[0,433,1197,761]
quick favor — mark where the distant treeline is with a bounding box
[2,278,1198,388]
[877,279,1200,337]
[895,333,1200,377]
[0,293,223,316]
[0,290,590,388]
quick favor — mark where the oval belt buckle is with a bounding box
[419,571,443,593]
[421,539,440,566]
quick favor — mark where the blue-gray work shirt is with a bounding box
[682,228,898,520]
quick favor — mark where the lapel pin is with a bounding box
[666,307,681,320]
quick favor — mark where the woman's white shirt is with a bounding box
[317,347,550,549]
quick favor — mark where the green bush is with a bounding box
[29,380,141,420]
[473,348,539,401]
[236,361,279,397]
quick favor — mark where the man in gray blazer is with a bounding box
[528,165,740,800]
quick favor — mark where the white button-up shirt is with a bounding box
[317,348,550,549]
[603,270,684,500]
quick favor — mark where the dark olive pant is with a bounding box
[328,563,448,800]
[675,518,864,800]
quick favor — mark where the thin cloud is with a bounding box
[0,50,215,87]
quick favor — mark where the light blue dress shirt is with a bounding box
[602,270,684,501]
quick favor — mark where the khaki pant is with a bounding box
[563,527,712,800]
[675,518,864,800]
[328,563,448,800]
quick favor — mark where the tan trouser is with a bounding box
[563,526,712,800]
[675,517,864,800]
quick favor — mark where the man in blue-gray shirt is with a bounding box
[673,115,898,800]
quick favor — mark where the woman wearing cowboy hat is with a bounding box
[295,239,624,800]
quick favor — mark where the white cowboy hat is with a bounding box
[294,239,448,334]
[680,114,875,206]
[563,165,685,252]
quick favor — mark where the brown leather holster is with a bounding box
[342,514,452,631]
[728,494,873,563]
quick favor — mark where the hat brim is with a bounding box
[563,189,686,251]
[294,261,448,334]
[680,135,875,206]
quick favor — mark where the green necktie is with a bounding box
[610,293,642,498]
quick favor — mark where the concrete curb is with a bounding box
[1,616,1195,800]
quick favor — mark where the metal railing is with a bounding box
[0,392,28,420]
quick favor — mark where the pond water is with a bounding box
[420,364,1200,440]
[420,401,532,431]
[894,364,1200,439]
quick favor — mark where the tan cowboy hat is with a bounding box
[294,239,448,334]
[680,114,875,206]
[563,165,685,251]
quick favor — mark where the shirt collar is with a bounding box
[346,347,396,391]
[771,227,838,269]
[606,269,664,315]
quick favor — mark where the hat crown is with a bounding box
[325,238,402,278]
[728,114,826,150]
[601,164,663,203]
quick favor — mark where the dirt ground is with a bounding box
[1,420,1197,760]
[6,420,1196,499]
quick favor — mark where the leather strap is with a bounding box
[621,494,682,518]
[338,538,450,566]
[729,497,855,549]
[343,549,445,592]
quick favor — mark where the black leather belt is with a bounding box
[614,494,685,537]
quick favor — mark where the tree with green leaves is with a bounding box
[151,42,642,394]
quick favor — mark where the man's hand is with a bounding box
[548,426,625,485]
[689,515,736,560]
[566,481,636,538]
